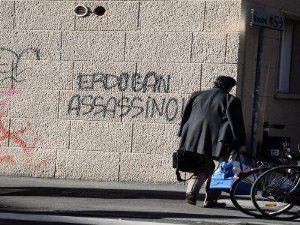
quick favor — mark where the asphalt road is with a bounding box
[0,176,298,225]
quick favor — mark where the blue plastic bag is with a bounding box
[210,153,250,190]
[209,161,235,190]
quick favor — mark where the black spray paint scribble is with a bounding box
[0,48,40,83]
[68,72,186,122]
[68,94,186,122]
[77,72,171,93]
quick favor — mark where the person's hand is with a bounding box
[239,146,247,154]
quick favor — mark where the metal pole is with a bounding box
[250,28,265,155]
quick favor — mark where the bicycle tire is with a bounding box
[251,166,300,220]
[230,167,269,217]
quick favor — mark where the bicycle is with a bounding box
[229,123,294,217]
[251,152,300,220]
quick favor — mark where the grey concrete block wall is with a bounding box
[9,118,70,149]
[140,1,205,31]
[14,60,73,90]
[125,31,192,62]
[0,147,56,178]
[61,31,125,61]
[15,1,75,30]
[9,90,59,118]
[0,0,242,183]
[0,1,14,29]
[191,33,227,63]
[0,30,61,60]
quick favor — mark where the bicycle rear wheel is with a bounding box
[230,167,269,217]
[251,166,300,220]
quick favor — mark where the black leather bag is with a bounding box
[172,149,204,181]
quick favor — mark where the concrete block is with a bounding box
[132,123,180,154]
[125,32,192,62]
[74,61,136,91]
[15,1,74,30]
[201,64,237,90]
[120,153,176,183]
[136,62,201,94]
[0,1,14,29]
[9,89,59,119]
[61,31,125,61]
[0,117,9,148]
[226,33,240,63]
[121,92,189,124]
[204,0,241,32]
[0,30,61,60]
[59,90,123,122]
[3,60,73,90]
[56,149,119,181]
[191,32,226,63]
[75,1,139,31]
[0,88,10,116]
[9,118,70,149]
[140,1,205,31]
[69,120,132,152]
[0,147,56,178]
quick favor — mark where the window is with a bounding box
[278,18,300,94]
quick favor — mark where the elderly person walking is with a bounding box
[178,76,246,208]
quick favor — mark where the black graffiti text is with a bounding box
[68,94,186,122]
[0,48,40,83]
[77,71,171,94]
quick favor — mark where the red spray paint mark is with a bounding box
[1,84,17,97]
[0,84,17,108]
[0,113,32,153]
[0,101,8,107]
[0,82,47,168]
[0,155,14,164]
[24,154,54,170]
[34,155,55,170]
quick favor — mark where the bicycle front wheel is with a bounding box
[251,166,300,220]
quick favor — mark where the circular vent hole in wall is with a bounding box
[74,4,89,17]
[94,6,106,16]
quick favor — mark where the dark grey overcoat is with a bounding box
[178,88,246,159]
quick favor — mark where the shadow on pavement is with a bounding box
[0,187,207,200]
[0,187,188,200]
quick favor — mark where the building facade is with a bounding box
[241,0,300,154]
[0,0,298,183]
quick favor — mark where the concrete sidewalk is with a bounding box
[0,176,298,225]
